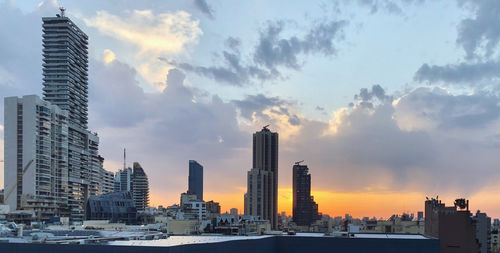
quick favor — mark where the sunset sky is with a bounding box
[1,0,500,219]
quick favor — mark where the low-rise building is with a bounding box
[182,201,207,221]
[85,191,137,224]
[215,214,271,235]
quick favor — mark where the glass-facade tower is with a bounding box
[188,160,203,201]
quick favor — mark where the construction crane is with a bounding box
[262,124,270,130]
[294,160,304,165]
[4,159,34,205]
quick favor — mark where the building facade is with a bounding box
[292,163,319,226]
[114,167,132,192]
[131,162,149,211]
[244,126,279,229]
[206,200,221,218]
[188,160,203,201]
[42,10,103,222]
[101,169,115,194]
[4,95,69,220]
[424,198,487,253]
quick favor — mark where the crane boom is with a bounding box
[4,159,34,204]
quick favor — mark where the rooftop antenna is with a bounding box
[295,160,304,165]
[123,148,126,170]
[59,6,66,17]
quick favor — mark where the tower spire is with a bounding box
[123,148,126,169]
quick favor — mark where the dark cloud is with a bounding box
[278,86,500,194]
[167,19,346,86]
[193,0,215,20]
[394,87,500,130]
[457,0,500,59]
[338,0,427,15]
[232,94,299,124]
[414,0,500,86]
[414,61,500,84]
[353,84,392,108]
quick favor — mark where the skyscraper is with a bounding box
[42,8,103,221]
[188,160,203,201]
[292,162,319,227]
[42,7,88,129]
[131,162,150,211]
[244,126,279,229]
[114,167,132,192]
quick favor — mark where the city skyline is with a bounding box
[2,0,500,220]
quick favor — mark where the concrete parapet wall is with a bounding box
[0,236,439,253]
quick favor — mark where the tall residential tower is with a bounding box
[41,8,103,221]
[244,126,279,229]
[131,162,150,211]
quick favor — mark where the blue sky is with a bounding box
[2,0,500,217]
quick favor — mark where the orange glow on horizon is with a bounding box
[149,187,500,219]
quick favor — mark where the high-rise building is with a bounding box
[131,162,149,211]
[473,210,491,253]
[4,95,69,220]
[188,160,203,201]
[114,167,132,192]
[41,9,103,222]
[292,162,319,227]
[42,8,88,129]
[244,126,279,229]
[101,169,115,194]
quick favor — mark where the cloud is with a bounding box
[232,94,294,120]
[456,0,500,60]
[414,0,500,86]
[353,84,393,109]
[193,0,215,20]
[84,9,202,90]
[84,10,202,55]
[87,58,250,200]
[277,85,500,195]
[101,49,116,64]
[336,0,427,15]
[167,19,347,86]
[393,87,500,131]
[414,61,500,84]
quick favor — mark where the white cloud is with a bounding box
[101,49,115,64]
[84,9,203,91]
[85,10,202,55]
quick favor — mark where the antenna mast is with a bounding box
[123,148,126,170]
